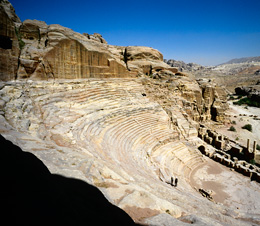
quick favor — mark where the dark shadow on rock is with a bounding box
[0,134,138,225]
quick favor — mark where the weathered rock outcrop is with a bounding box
[0,0,179,80]
[235,84,260,103]
[16,20,131,79]
[197,79,229,122]
[107,45,177,78]
[165,59,205,72]
[0,0,20,81]
[143,76,228,125]
[124,46,177,77]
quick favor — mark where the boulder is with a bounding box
[125,46,163,61]
[121,46,177,76]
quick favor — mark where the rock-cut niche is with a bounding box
[43,39,129,79]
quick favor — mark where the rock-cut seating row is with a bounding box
[151,141,204,179]
[28,78,204,182]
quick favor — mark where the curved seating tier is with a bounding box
[30,79,204,182]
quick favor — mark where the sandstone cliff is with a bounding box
[16,20,132,79]
[0,0,175,80]
[0,0,20,81]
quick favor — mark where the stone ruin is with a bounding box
[198,125,260,182]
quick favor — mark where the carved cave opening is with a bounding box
[210,106,217,121]
[198,145,206,154]
[0,35,12,49]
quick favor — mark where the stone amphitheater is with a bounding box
[1,78,260,225]
[1,1,260,225]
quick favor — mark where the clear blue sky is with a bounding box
[10,0,260,66]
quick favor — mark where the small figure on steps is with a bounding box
[174,177,178,187]
[170,176,174,186]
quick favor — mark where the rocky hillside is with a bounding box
[1,1,260,225]
[221,56,260,65]
[164,59,205,72]
[165,58,260,91]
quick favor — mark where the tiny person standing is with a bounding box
[175,177,178,187]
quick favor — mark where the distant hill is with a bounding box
[164,59,205,71]
[221,56,260,65]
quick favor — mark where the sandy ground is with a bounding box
[189,101,260,214]
[190,158,260,213]
[217,101,260,148]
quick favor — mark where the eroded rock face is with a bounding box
[15,20,130,79]
[0,0,20,81]
[123,46,176,77]
[15,19,178,79]
[0,1,178,80]
[197,79,229,122]
[235,84,260,103]
[143,76,228,125]
[8,15,176,80]
[37,39,128,79]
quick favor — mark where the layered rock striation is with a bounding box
[16,20,131,79]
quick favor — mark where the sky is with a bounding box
[9,0,260,66]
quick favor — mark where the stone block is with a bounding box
[223,158,231,166]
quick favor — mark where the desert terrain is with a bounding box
[217,102,260,147]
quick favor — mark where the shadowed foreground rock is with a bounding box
[0,134,137,226]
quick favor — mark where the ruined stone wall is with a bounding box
[198,125,260,182]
